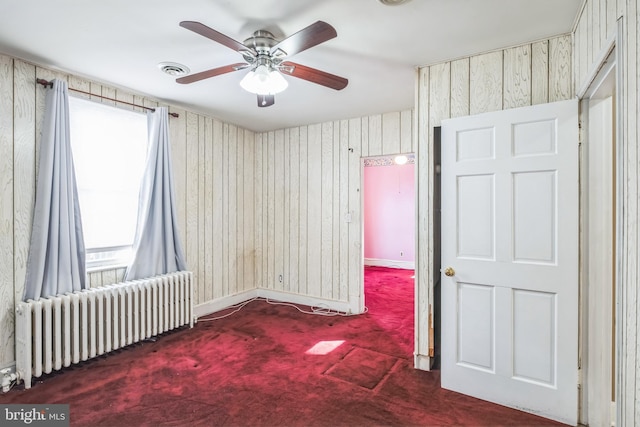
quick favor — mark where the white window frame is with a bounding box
[68,96,148,272]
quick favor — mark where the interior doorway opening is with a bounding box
[579,48,617,426]
[361,153,416,355]
[362,154,416,270]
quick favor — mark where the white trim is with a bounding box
[85,245,133,272]
[193,288,362,321]
[193,289,258,319]
[86,263,129,274]
[581,94,615,425]
[414,353,431,370]
[576,18,624,427]
[570,0,589,34]
[613,17,624,427]
[412,68,424,372]
[577,31,616,99]
[364,258,415,270]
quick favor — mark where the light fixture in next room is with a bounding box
[394,155,409,165]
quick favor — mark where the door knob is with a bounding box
[443,267,455,277]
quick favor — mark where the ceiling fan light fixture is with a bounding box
[239,65,288,95]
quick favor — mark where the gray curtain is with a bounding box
[23,79,87,301]
[125,107,187,280]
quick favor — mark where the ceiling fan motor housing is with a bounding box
[244,30,278,53]
[242,30,286,70]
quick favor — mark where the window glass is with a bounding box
[68,97,147,269]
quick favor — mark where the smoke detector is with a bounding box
[378,0,412,5]
[158,62,190,76]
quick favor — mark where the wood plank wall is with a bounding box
[574,1,639,425]
[414,34,573,366]
[0,55,255,368]
[255,111,413,307]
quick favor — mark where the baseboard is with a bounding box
[414,353,432,371]
[257,289,358,314]
[193,289,259,319]
[364,258,415,270]
[194,288,363,320]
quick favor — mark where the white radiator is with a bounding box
[14,271,193,389]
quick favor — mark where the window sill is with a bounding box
[86,263,129,274]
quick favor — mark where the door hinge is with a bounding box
[578,120,583,145]
[577,367,583,389]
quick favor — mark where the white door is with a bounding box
[440,99,579,425]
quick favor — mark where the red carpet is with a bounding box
[325,347,398,390]
[1,267,568,426]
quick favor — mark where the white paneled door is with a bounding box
[440,99,578,425]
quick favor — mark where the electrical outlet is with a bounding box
[278,274,283,283]
[400,251,404,257]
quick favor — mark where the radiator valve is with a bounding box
[1,368,19,393]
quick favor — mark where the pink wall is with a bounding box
[364,162,415,263]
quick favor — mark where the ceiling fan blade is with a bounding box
[257,94,275,107]
[280,61,348,90]
[180,21,247,52]
[176,63,248,84]
[271,21,337,57]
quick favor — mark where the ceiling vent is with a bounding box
[158,62,190,76]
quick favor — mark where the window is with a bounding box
[68,97,148,270]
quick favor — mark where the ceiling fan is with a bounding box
[176,20,349,107]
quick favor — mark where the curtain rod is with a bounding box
[36,78,179,118]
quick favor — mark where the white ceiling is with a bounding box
[0,0,582,132]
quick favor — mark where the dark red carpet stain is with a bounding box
[0,267,568,427]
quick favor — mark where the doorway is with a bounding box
[361,154,416,355]
[580,48,617,426]
[362,154,416,270]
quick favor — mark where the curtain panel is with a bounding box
[125,107,187,280]
[23,79,87,301]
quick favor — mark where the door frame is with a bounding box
[361,154,417,271]
[358,153,418,316]
[576,19,623,426]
